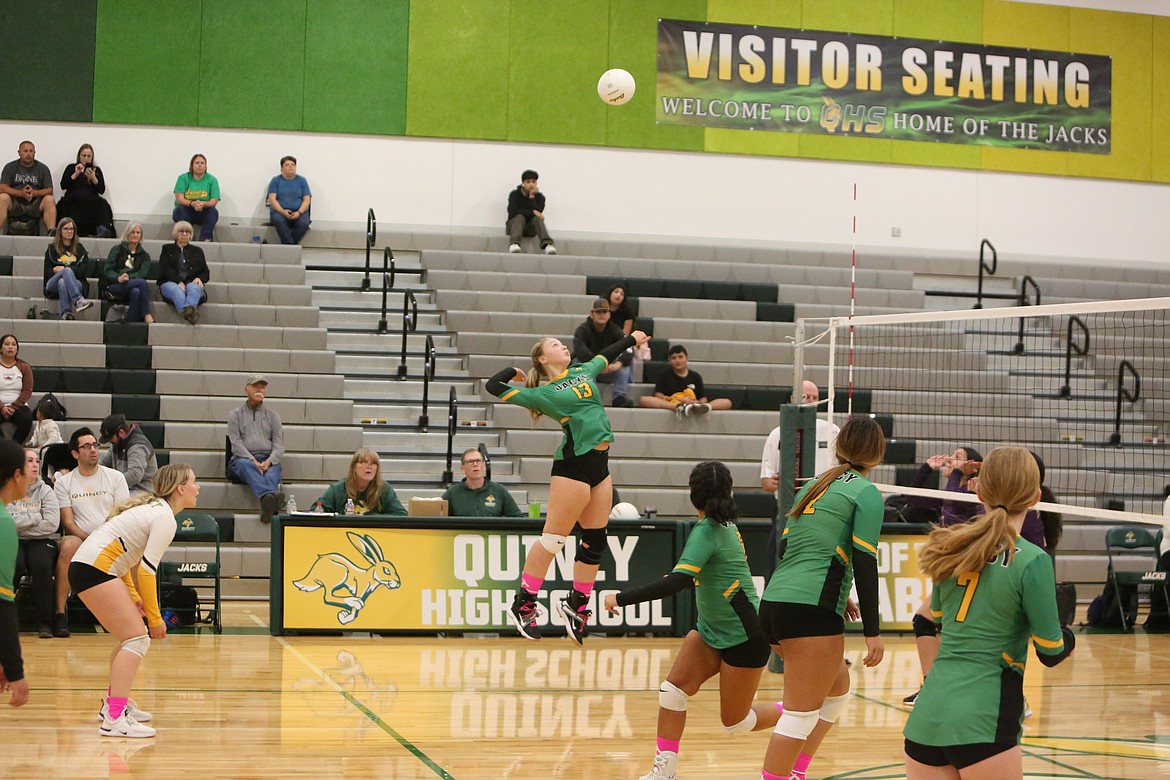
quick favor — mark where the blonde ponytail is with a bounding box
[918,446,1040,582]
[525,339,552,423]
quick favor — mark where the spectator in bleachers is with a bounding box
[905,446,982,526]
[602,284,635,335]
[506,169,556,255]
[53,427,130,638]
[25,396,64,450]
[10,448,59,639]
[267,155,312,245]
[0,335,34,446]
[573,297,634,408]
[0,140,55,236]
[98,414,158,496]
[43,218,95,320]
[443,448,523,518]
[638,344,732,418]
[102,223,155,324]
[56,144,114,238]
[171,153,220,241]
[315,447,406,516]
[760,381,840,497]
[157,221,209,325]
[227,374,286,524]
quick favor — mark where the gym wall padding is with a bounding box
[0,0,97,123]
[11,0,1170,184]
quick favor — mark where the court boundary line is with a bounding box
[250,614,456,779]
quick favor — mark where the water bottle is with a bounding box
[251,232,261,244]
[344,498,355,515]
[314,501,324,514]
[286,495,297,514]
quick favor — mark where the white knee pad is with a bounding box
[722,708,758,736]
[120,634,150,658]
[539,533,567,554]
[658,681,690,712]
[818,692,850,723]
[774,708,819,740]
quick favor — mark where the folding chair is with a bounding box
[158,511,222,632]
[1105,526,1167,630]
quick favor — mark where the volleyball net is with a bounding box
[791,296,1170,528]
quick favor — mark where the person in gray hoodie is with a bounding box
[98,414,158,495]
[227,373,285,523]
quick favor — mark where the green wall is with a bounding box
[5,0,1168,184]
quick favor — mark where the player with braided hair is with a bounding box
[604,461,777,780]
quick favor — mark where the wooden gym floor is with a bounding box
[1,602,1166,779]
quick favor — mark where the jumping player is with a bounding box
[486,330,649,645]
[69,464,199,737]
[904,446,1074,779]
[604,461,779,780]
[757,417,887,780]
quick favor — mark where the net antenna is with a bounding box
[794,295,1170,528]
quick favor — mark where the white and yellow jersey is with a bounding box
[73,499,177,626]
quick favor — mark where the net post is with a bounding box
[768,401,814,675]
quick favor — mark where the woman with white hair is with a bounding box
[156,221,209,324]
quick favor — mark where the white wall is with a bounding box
[5,120,1168,266]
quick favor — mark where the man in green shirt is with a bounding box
[443,449,523,518]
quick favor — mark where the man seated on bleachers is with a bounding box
[53,427,130,638]
[10,448,60,638]
[0,141,55,236]
[573,297,634,408]
[637,344,733,417]
[98,414,158,495]
[442,449,523,518]
[227,373,286,523]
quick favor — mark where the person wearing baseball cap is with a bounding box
[226,373,285,523]
[573,297,635,407]
[98,413,158,495]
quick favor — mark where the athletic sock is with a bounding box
[573,580,594,612]
[791,752,813,779]
[656,737,680,754]
[776,701,784,715]
[520,573,543,596]
[761,771,786,780]
[107,696,128,720]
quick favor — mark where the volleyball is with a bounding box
[610,502,641,520]
[597,68,636,105]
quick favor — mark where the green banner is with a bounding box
[657,19,1112,153]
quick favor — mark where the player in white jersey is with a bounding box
[68,463,199,738]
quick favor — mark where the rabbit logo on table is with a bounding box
[292,531,401,625]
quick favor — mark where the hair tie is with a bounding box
[992,504,1009,511]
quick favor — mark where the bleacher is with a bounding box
[5,224,1170,601]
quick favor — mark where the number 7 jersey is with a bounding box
[904,537,1068,746]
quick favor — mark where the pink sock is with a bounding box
[656,737,680,754]
[776,701,784,715]
[761,771,786,780]
[573,581,594,612]
[107,695,128,720]
[792,752,813,778]
[520,573,543,595]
